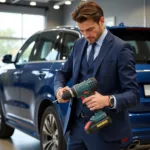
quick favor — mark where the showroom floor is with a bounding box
[0,130,40,150]
[0,130,150,150]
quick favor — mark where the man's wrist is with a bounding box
[109,95,115,108]
[108,95,117,109]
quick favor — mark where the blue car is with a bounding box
[0,26,150,150]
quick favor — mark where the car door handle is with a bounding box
[38,72,46,78]
[14,71,22,77]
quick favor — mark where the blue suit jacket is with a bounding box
[54,31,140,141]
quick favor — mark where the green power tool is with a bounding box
[61,77,112,134]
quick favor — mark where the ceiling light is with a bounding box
[0,0,6,3]
[65,1,71,5]
[30,1,36,6]
[53,5,60,9]
[53,0,72,9]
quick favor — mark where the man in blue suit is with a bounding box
[54,1,140,150]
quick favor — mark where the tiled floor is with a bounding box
[0,130,40,150]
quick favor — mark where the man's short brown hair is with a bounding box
[71,1,104,23]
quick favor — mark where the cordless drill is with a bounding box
[61,77,112,134]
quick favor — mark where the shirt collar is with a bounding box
[96,28,108,46]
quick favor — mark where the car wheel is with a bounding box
[0,103,15,138]
[40,106,66,150]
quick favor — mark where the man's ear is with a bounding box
[99,17,104,26]
[99,17,104,24]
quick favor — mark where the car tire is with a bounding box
[0,103,15,138]
[40,106,66,150]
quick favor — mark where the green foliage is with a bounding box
[0,28,15,37]
[0,28,21,59]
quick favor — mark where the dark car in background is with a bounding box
[0,25,150,150]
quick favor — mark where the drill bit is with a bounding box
[53,99,59,103]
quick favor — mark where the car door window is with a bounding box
[38,31,62,61]
[17,34,40,63]
[110,28,150,64]
[61,32,79,60]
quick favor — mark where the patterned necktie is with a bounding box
[88,43,96,68]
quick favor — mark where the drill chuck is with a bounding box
[61,88,76,99]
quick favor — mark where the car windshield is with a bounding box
[109,28,150,64]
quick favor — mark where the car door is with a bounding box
[1,62,21,120]
[1,33,40,123]
[17,30,63,128]
[51,30,80,117]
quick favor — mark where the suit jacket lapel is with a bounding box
[93,31,114,76]
[74,39,88,83]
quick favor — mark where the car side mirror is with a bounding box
[2,54,12,64]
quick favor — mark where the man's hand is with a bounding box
[56,86,70,103]
[82,91,110,111]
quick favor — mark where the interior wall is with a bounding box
[62,1,79,27]
[1,0,149,29]
[62,0,150,27]
[146,0,150,26]
[45,2,64,28]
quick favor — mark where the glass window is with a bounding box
[110,28,150,64]
[127,40,150,63]
[61,32,79,60]
[39,31,62,61]
[17,34,39,63]
[146,41,150,51]
[0,12,45,63]
[0,12,22,38]
[0,39,22,58]
[23,14,45,38]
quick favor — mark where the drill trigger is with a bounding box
[84,91,89,95]
[81,96,84,100]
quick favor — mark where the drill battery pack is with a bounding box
[85,116,112,134]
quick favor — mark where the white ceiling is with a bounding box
[19,0,62,3]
